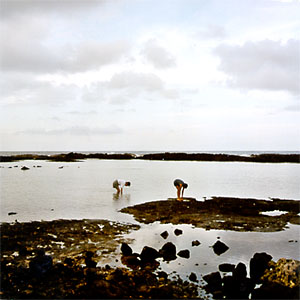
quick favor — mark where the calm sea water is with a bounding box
[0,156,299,282]
[1,158,299,222]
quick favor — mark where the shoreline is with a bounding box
[1,151,299,163]
[1,197,300,299]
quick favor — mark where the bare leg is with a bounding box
[116,187,121,195]
[176,186,182,201]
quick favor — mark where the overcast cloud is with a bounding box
[0,0,299,151]
[214,39,300,94]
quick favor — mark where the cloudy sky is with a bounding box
[0,0,299,151]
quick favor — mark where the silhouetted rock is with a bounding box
[212,240,229,255]
[191,240,200,246]
[85,251,97,268]
[121,243,133,256]
[177,249,190,259]
[250,252,273,282]
[174,228,183,236]
[159,242,177,261]
[189,272,197,282]
[223,275,254,299]
[252,282,300,299]
[160,231,169,239]
[140,246,160,263]
[203,271,222,292]
[21,166,29,170]
[233,262,247,280]
[219,263,235,272]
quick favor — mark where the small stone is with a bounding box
[174,229,183,236]
[177,250,190,259]
[160,231,169,239]
[192,240,200,246]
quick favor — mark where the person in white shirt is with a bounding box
[113,179,131,195]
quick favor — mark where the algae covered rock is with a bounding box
[262,258,300,288]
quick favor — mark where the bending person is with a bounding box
[173,179,188,201]
[113,179,131,195]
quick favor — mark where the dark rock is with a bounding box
[157,271,168,280]
[212,240,229,255]
[159,242,177,261]
[192,240,200,246]
[121,254,140,268]
[160,230,169,239]
[85,251,97,268]
[203,271,222,292]
[218,263,235,273]
[233,262,247,280]
[8,212,17,216]
[29,249,53,276]
[85,258,97,268]
[121,243,133,256]
[140,246,160,262]
[252,282,299,299]
[174,228,183,236]
[189,272,197,282]
[250,252,273,282]
[177,249,190,259]
[223,275,254,299]
[21,166,30,170]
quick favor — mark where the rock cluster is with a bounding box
[203,252,300,299]
[1,248,199,299]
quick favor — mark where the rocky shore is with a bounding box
[121,197,300,232]
[1,215,299,299]
[1,151,299,163]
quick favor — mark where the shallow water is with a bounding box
[1,159,299,283]
[1,159,299,222]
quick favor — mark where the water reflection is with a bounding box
[113,193,131,202]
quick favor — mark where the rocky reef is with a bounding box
[1,151,299,163]
[121,197,300,232]
[1,218,299,299]
[1,220,199,299]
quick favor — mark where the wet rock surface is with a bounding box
[1,220,200,299]
[1,219,140,270]
[1,218,299,299]
[121,197,300,231]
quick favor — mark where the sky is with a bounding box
[0,0,299,151]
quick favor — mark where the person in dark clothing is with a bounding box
[173,179,188,201]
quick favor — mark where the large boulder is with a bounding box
[140,246,160,263]
[203,271,222,293]
[159,242,177,261]
[212,240,229,255]
[250,252,273,282]
[121,243,133,256]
